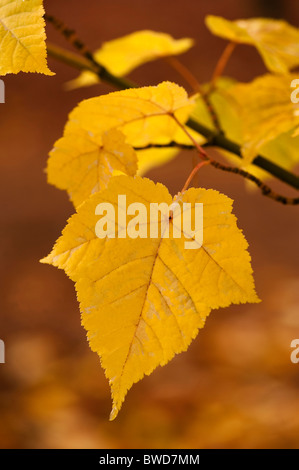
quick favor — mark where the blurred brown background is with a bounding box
[1,0,299,449]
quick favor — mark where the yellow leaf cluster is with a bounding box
[47,81,200,207]
[0,0,53,75]
[41,175,260,419]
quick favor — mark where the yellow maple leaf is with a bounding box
[41,175,260,420]
[65,30,194,90]
[47,82,202,206]
[47,129,137,208]
[205,16,299,74]
[0,0,54,75]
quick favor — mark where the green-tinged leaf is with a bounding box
[191,77,299,185]
[232,74,299,163]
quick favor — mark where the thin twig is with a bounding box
[173,114,299,205]
[187,118,299,190]
[210,41,236,90]
[171,114,209,160]
[133,142,194,151]
[166,57,201,93]
[166,57,223,132]
[181,160,211,192]
[45,14,136,90]
[200,93,223,133]
[209,160,299,205]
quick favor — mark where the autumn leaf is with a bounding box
[47,82,202,207]
[0,0,54,75]
[41,175,260,420]
[47,129,137,208]
[65,30,194,90]
[205,16,299,74]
